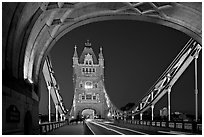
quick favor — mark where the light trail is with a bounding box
[85,122,96,135]
[98,121,148,135]
[89,121,125,135]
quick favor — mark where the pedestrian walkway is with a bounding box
[46,123,84,135]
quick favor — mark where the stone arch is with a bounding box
[77,106,102,119]
[3,2,201,87]
[81,108,96,118]
[2,2,202,134]
[22,2,202,88]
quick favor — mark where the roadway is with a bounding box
[45,119,196,135]
[85,119,195,135]
[85,119,158,135]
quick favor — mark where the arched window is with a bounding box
[95,83,98,88]
[81,95,85,100]
[86,94,92,100]
[79,83,83,88]
[89,60,92,65]
[85,81,93,89]
[86,68,88,73]
[93,96,96,100]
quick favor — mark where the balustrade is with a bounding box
[40,121,67,134]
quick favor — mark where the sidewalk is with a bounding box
[46,123,84,135]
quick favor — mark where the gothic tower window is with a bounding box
[82,67,85,73]
[95,83,98,88]
[85,81,93,89]
[89,60,92,65]
[93,95,96,100]
[86,94,92,100]
[79,82,83,88]
[85,60,88,65]
[81,95,85,100]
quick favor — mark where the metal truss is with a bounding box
[127,38,201,117]
[43,56,67,115]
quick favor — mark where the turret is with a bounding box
[99,47,104,67]
[72,45,78,66]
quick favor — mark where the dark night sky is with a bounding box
[39,20,202,116]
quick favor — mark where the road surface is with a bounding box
[85,119,195,135]
[46,119,196,135]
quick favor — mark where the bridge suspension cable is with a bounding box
[126,38,201,120]
[43,56,68,122]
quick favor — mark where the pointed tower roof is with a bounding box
[73,45,78,58]
[79,40,98,64]
[99,47,104,59]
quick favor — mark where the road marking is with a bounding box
[89,121,125,135]
[158,130,178,135]
[158,130,193,135]
[98,121,148,135]
[85,122,96,135]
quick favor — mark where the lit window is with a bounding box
[86,94,92,100]
[85,81,93,89]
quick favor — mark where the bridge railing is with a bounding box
[39,120,67,134]
[116,119,201,134]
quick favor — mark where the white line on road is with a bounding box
[158,130,194,135]
[89,121,125,135]
[98,121,148,135]
[85,122,96,135]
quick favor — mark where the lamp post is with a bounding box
[194,55,198,122]
[48,85,51,123]
[167,88,171,121]
[55,104,58,122]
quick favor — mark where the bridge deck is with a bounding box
[46,122,84,135]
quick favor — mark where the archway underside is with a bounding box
[81,109,96,119]
[3,2,202,92]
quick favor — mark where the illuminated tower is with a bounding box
[71,40,108,119]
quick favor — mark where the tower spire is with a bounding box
[73,45,78,58]
[99,46,104,59]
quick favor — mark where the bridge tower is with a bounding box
[70,40,108,119]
